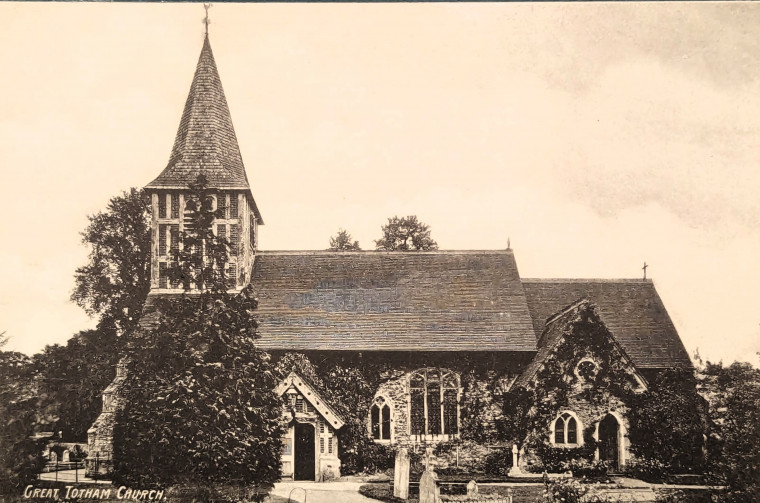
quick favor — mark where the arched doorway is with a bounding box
[294,423,315,480]
[598,414,620,471]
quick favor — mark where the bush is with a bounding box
[563,459,609,478]
[533,443,597,473]
[540,477,609,503]
[433,440,457,456]
[483,448,512,476]
[624,458,669,483]
[361,443,396,474]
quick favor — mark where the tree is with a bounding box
[0,333,50,495]
[71,188,151,334]
[167,174,229,292]
[33,325,122,441]
[699,361,760,502]
[114,175,283,499]
[328,229,361,251]
[374,215,438,251]
[627,367,706,475]
[113,288,283,498]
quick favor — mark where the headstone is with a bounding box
[50,451,57,463]
[62,450,70,463]
[419,469,440,503]
[393,448,410,500]
[466,480,478,497]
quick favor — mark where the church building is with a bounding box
[88,34,692,481]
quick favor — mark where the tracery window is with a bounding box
[370,397,392,440]
[409,369,460,438]
[553,412,580,446]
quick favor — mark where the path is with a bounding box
[270,481,377,503]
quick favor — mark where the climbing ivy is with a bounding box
[498,301,643,465]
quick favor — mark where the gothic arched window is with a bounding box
[552,411,581,446]
[370,397,392,441]
[409,369,460,438]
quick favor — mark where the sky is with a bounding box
[0,2,758,366]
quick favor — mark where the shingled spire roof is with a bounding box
[147,35,251,191]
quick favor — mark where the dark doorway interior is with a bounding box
[598,414,620,471]
[294,423,315,481]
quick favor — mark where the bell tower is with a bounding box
[145,34,263,291]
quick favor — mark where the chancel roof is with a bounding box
[250,250,538,352]
[147,35,251,192]
[522,279,692,369]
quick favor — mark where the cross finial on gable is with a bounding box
[642,261,648,280]
[203,3,212,36]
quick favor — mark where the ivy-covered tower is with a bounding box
[145,34,263,292]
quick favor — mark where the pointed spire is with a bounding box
[147,35,250,191]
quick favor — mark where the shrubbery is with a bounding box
[532,444,597,473]
[361,443,396,474]
[623,458,669,483]
[563,459,609,479]
[539,477,609,503]
[483,447,512,476]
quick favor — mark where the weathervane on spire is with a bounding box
[203,3,212,36]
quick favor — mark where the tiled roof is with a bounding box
[250,250,538,352]
[522,279,692,369]
[512,299,648,390]
[146,35,251,191]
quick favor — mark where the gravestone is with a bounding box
[419,469,439,503]
[49,451,57,463]
[393,447,410,499]
[419,448,439,503]
[466,480,478,497]
[62,450,70,463]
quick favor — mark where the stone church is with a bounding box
[87,34,692,481]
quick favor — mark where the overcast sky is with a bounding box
[1,2,758,366]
